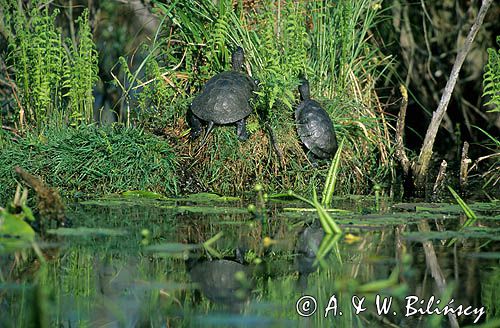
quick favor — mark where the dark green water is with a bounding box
[1,196,499,327]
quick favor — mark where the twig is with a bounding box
[432,160,447,198]
[395,85,410,175]
[2,61,25,128]
[265,122,284,168]
[412,0,493,189]
[459,141,471,192]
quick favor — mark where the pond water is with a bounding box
[1,195,499,327]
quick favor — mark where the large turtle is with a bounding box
[188,47,256,143]
[295,79,338,160]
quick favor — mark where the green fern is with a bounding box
[5,2,99,129]
[483,36,500,112]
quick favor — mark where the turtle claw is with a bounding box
[307,152,320,167]
[238,131,249,141]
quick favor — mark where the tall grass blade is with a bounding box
[322,138,345,208]
[447,186,478,246]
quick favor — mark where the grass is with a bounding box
[0,125,178,203]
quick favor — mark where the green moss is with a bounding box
[0,125,178,203]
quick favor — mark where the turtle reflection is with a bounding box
[187,250,254,311]
[295,223,325,290]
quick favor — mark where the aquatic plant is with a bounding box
[0,184,36,253]
[281,189,341,235]
[322,138,345,208]
[446,186,478,246]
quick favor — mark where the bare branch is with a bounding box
[412,0,493,189]
[395,85,410,175]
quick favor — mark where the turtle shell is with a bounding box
[191,71,256,124]
[296,99,337,159]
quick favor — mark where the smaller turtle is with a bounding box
[189,47,256,144]
[295,79,338,161]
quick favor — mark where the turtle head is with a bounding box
[232,46,245,71]
[299,79,310,101]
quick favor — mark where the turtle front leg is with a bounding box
[187,108,203,140]
[306,152,320,168]
[236,119,249,141]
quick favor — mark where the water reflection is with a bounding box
[90,257,143,327]
[0,200,498,327]
[295,223,324,291]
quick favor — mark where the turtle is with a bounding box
[295,79,338,161]
[188,46,256,143]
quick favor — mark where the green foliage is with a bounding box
[63,9,99,126]
[2,1,99,129]
[473,126,500,190]
[483,36,500,112]
[271,190,342,235]
[0,125,178,203]
[127,0,311,123]
[0,185,36,253]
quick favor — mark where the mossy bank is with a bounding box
[0,126,178,203]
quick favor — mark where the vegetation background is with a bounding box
[0,0,498,202]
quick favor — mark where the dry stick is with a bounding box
[395,85,410,175]
[459,141,471,191]
[433,160,448,196]
[412,0,493,189]
[265,122,284,168]
[2,61,25,129]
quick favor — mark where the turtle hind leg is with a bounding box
[236,119,249,141]
[187,109,203,140]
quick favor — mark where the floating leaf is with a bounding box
[174,192,240,202]
[47,227,127,236]
[145,243,199,254]
[122,190,166,199]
